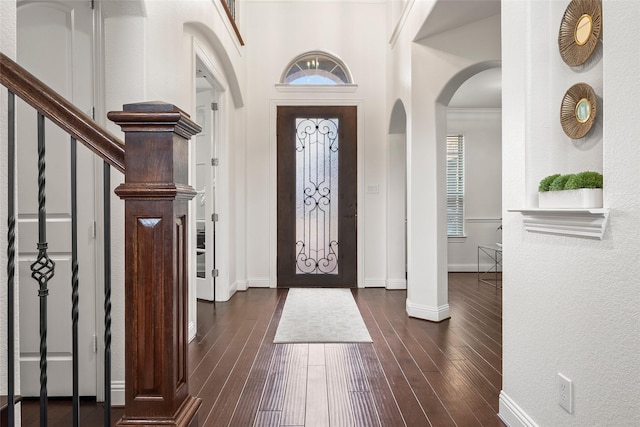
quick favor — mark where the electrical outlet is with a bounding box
[558,373,573,413]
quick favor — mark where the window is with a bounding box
[447,134,465,237]
[282,52,352,85]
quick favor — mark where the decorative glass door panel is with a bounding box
[278,106,357,287]
[295,118,339,275]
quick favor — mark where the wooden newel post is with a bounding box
[108,102,202,426]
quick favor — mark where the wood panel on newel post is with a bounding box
[108,102,202,427]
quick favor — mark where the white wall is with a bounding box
[102,11,145,405]
[447,109,502,271]
[101,0,246,404]
[500,1,640,426]
[388,6,501,320]
[244,0,388,287]
[523,6,602,204]
[0,0,17,400]
[1,0,246,407]
[387,131,406,289]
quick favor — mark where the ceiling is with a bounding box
[448,67,502,108]
[414,0,501,41]
[196,0,502,107]
[415,0,502,109]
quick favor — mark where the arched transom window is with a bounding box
[282,51,352,85]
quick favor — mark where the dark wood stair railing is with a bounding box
[2,52,201,426]
[0,53,125,173]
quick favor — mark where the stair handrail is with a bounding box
[0,52,125,173]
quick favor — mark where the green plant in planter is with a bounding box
[538,174,561,192]
[549,174,575,191]
[565,171,603,189]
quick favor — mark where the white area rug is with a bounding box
[274,288,373,343]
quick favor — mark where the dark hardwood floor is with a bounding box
[19,273,504,426]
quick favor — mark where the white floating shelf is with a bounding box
[508,208,609,240]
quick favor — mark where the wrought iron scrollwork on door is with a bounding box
[294,118,340,275]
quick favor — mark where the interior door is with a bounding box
[17,0,97,396]
[194,88,217,301]
[277,106,357,287]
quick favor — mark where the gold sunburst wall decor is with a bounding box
[558,0,602,66]
[560,83,597,139]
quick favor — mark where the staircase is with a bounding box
[1,52,201,427]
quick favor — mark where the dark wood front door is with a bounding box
[277,106,357,287]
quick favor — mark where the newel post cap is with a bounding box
[109,101,200,198]
[107,101,202,139]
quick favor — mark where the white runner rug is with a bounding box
[274,288,372,343]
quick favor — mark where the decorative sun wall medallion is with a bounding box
[560,82,597,139]
[558,0,602,66]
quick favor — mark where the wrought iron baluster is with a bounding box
[70,137,79,427]
[30,112,55,427]
[103,161,112,427]
[7,91,16,427]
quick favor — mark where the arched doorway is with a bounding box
[387,99,408,289]
[444,67,502,276]
[406,55,502,322]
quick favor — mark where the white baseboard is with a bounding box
[364,278,386,287]
[386,279,406,289]
[448,263,502,272]
[215,282,238,302]
[188,320,196,343]
[248,277,271,288]
[406,298,450,322]
[236,280,248,291]
[111,380,125,406]
[499,390,538,427]
[196,280,215,301]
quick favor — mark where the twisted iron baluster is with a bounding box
[7,91,16,427]
[70,138,79,427]
[104,162,112,427]
[30,113,55,427]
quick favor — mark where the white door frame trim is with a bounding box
[191,38,232,310]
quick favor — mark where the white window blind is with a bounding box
[447,134,465,236]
